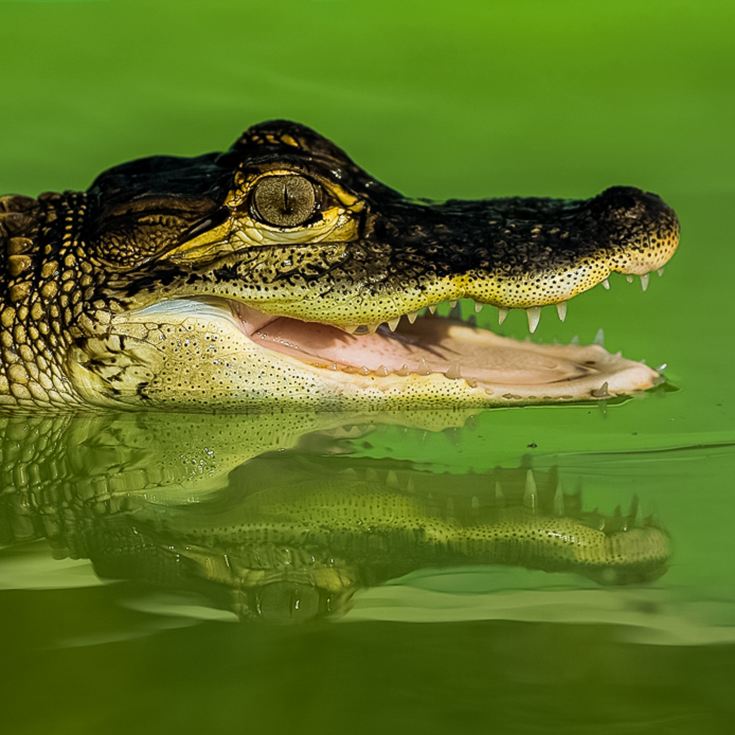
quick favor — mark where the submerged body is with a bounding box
[0,121,679,410]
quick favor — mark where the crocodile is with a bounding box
[0,121,680,410]
[0,413,670,623]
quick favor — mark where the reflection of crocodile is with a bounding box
[0,415,670,623]
[0,121,679,410]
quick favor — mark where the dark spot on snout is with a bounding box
[594,186,671,223]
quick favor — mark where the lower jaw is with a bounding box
[234,303,661,404]
[124,298,662,409]
[294,342,661,406]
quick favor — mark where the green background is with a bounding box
[1,1,734,733]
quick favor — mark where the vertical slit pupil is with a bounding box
[252,174,317,226]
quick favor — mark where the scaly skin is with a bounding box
[0,413,670,623]
[0,121,680,411]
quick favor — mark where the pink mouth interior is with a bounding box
[234,305,597,386]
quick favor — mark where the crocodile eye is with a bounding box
[251,174,318,227]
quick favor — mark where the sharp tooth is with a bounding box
[450,300,458,308]
[417,357,431,375]
[342,325,360,334]
[640,273,649,291]
[406,310,419,324]
[656,362,668,372]
[523,470,538,511]
[555,301,567,322]
[376,365,390,377]
[387,317,400,332]
[366,323,380,334]
[397,363,410,376]
[594,327,605,346]
[494,480,505,501]
[445,362,462,379]
[657,268,665,277]
[359,365,370,375]
[498,308,508,325]
[386,470,400,488]
[474,302,483,313]
[626,275,634,283]
[526,307,541,333]
[570,335,579,344]
[553,481,564,515]
[428,305,437,315]
[602,278,611,290]
[591,380,609,398]
[627,495,639,526]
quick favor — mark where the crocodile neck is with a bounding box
[0,192,96,408]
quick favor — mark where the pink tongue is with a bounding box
[249,316,589,385]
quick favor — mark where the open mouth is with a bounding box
[223,277,662,402]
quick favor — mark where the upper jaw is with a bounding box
[205,185,679,333]
[374,185,679,308]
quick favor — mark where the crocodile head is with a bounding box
[1,120,680,409]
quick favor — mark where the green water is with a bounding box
[1,0,735,733]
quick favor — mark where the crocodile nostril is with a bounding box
[602,185,644,198]
[596,186,651,219]
[618,194,639,210]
